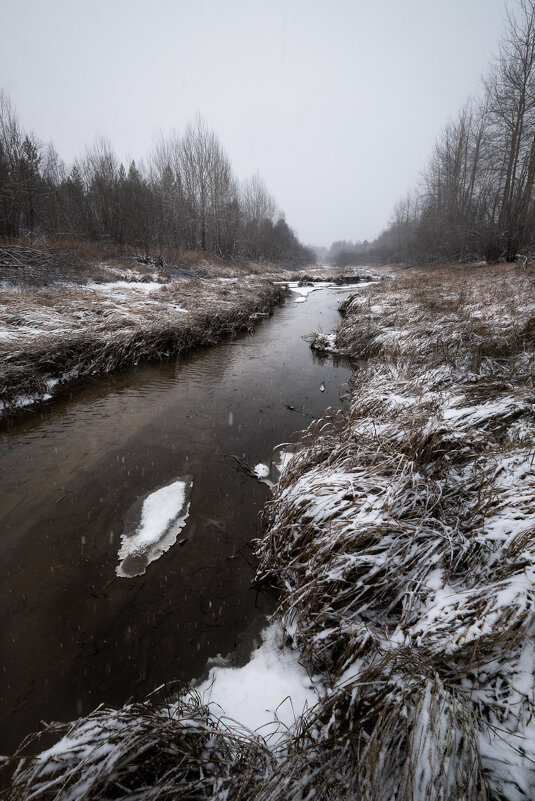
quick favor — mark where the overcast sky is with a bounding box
[1,0,508,247]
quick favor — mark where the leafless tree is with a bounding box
[0,90,312,266]
[485,0,535,259]
[179,115,235,252]
[375,0,535,265]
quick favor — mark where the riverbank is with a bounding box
[260,261,535,799]
[0,247,285,418]
[0,242,382,420]
[7,262,531,799]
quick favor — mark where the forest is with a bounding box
[327,0,535,267]
[0,96,313,268]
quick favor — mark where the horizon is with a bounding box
[1,0,507,247]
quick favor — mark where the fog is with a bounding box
[1,0,507,246]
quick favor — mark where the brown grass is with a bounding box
[255,261,535,799]
[5,261,535,799]
[0,274,282,417]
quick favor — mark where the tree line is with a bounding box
[0,96,313,267]
[366,0,535,265]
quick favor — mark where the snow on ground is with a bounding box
[85,280,166,293]
[284,280,370,303]
[255,264,535,797]
[287,281,323,302]
[275,448,295,473]
[196,621,319,742]
[0,272,280,417]
[116,478,192,578]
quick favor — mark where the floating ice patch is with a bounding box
[197,622,319,741]
[287,282,321,302]
[116,477,192,578]
[253,463,270,479]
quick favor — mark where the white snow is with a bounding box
[287,282,319,300]
[286,281,344,303]
[275,449,295,473]
[197,622,319,741]
[253,463,270,479]
[85,280,165,294]
[116,478,192,578]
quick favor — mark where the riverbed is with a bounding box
[0,284,359,754]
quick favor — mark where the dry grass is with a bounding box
[5,261,535,799]
[2,694,276,801]
[0,238,290,287]
[0,269,281,416]
[257,261,535,799]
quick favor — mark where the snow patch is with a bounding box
[253,463,270,479]
[85,280,165,294]
[276,449,295,473]
[116,478,192,578]
[197,622,319,741]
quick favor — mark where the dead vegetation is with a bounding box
[2,694,277,801]
[0,239,286,287]
[287,265,387,285]
[5,262,535,799]
[0,251,282,416]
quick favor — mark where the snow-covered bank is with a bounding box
[258,261,535,799]
[0,267,282,419]
[8,262,533,800]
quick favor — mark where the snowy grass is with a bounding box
[0,268,282,417]
[6,261,535,799]
[258,261,535,799]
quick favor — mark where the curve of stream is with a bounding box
[0,284,361,754]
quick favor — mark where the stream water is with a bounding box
[0,285,358,754]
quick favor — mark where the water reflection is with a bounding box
[0,287,356,754]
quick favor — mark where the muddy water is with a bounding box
[0,286,355,754]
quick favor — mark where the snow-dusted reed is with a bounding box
[7,262,535,800]
[259,262,535,799]
[0,267,281,416]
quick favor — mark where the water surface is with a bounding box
[0,286,356,753]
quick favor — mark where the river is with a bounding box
[0,283,358,754]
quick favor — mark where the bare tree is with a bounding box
[179,115,234,252]
[239,174,279,259]
[0,90,311,266]
[78,136,120,240]
[485,0,535,259]
[371,1,535,265]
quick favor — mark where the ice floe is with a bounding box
[116,477,192,578]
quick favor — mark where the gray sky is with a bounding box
[1,0,507,247]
